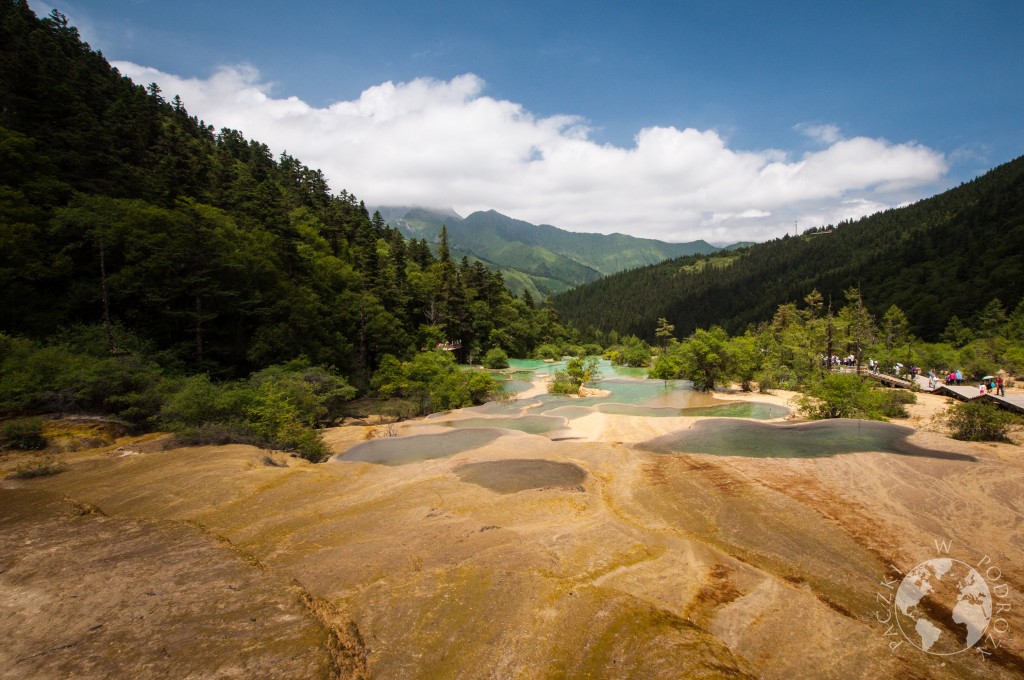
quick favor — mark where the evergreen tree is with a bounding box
[975,299,1007,338]
[881,305,910,351]
[655,317,676,347]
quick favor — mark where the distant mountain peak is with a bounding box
[375,205,463,226]
[373,205,723,300]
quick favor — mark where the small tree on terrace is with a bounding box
[881,305,909,351]
[675,326,733,391]
[655,317,676,347]
[838,287,876,368]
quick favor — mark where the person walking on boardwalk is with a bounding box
[996,376,1005,396]
[955,369,963,386]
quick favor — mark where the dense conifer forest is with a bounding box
[0,1,569,374]
[0,1,570,456]
[553,156,1024,343]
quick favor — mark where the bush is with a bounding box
[619,345,651,367]
[249,360,356,426]
[160,374,253,429]
[379,399,420,422]
[481,348,510,369]
[370,351,499,415]
[158,361,356,461]
[945,401,1018,441]
[878,389,917,419]
[548,372,578,395]
[754,368,781,393]
[649,354,682,381]
[534,343,563,361]
[273,420,330,463]
[0,335,166,425]
[796,373,889,420]
[467,372,498,403]
[430,373,472,411]
[1,417,48,450]
[547,357,600,395]
[8,456,63,479]
[169,421,261,448]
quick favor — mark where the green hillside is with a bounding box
[380,206,720,298]
[0,1,567,383]
[553,156,1024,342]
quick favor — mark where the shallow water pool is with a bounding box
[331,428,505,465]
[459,398,541,416]
[677,401,789,419]
[444,415,568,435]
[638,419,976,460]
[455,459,586,493]
[499,379,534,395]
[530,379,716,413]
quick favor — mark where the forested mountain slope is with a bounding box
[0,1,561,380]
[553,155,1024,342]
[380,206,719,298]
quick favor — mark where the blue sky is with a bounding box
[30,0,1024,243]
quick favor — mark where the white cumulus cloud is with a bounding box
[795,122,843,145]
[114,62,948,243]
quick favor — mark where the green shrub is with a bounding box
[878,389,917,418]
[945,401,1018,441]
[160,374,252,429]
[547,357,600,395]
[430,373,472,411]
[0,335,166,425]
[8,456,63,479]
[619,345,651,367]
[168,421,261,448]
[534,343,563,361]
[249,360,356,426]
[482,348,510,369]
[158,362,355,461]
[379,399,420,422]
[371,351,499,416]
[548,372,578,395]
[1,417,48,450]
[467,372,498,403]
[796,373,889,420]
[754,368,780,393]
[567,356,600,386]
[649,354,682,381]
[273,420,330,463]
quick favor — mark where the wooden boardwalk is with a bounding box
[864,371,916,389]
[931,385,982,401]
[838,366,1022,414]
[854,366,923,390]
[982,393,1024,414]
[931,384,1024,414]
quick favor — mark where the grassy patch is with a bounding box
[0,417,48,451]
[8,456,64,479]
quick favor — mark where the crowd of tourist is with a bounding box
[826,357,1009,396]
